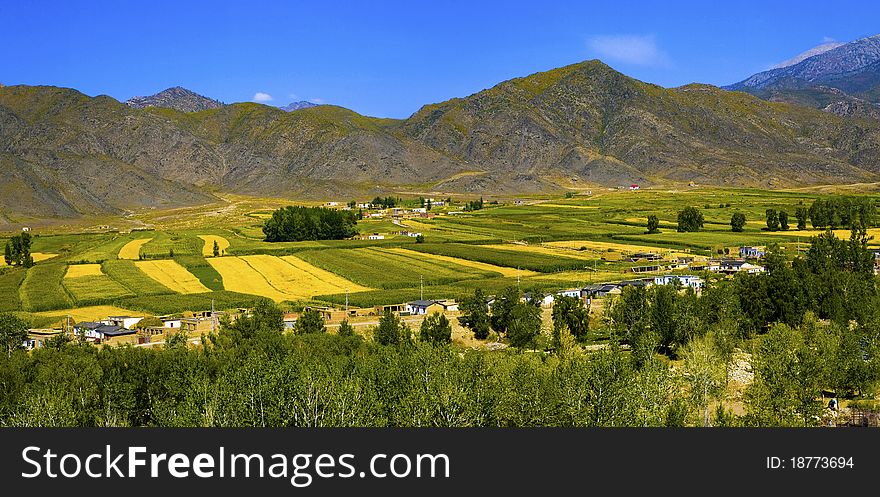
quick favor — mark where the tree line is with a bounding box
[262,206,358,242]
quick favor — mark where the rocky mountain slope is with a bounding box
[726,35,880,119]
[125,86,224,112]
[2,60,880,222]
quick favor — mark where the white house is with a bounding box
[370,213,385,218]
[412,208,427,214]
[368,234,385,240]
[357,203,373,209]
[105,315,143,329]
[739,246,766,258]
[653,274,705,290]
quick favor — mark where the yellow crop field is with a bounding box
[387,248,537,277]
[400,219,435,231]
[135,260,210,294]
[1,252,57,267]
[64,264,103,278]
[118,238,153,259]
[207,255,368,302]
[198,235,230,256]
[35,305,141,324]
[762,228,880,245]
[545,240,691,257]
[278,255,370,293]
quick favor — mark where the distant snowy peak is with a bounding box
[772,41,845,69]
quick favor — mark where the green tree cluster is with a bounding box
[262,206,358,242]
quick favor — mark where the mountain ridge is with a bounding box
[125,86,225,112]
[2,60,880,224]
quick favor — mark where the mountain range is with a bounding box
[2,57,880,224]
[280,101,320,112]
[726,34,880,120]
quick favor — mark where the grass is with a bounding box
[20,263,74,311]
[198,234,230,256]
[135,260,211,294]
[102,260,175,296]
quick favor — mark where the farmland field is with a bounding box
[62,273,135,305]
[20,263,73,311]
[4,186,880,322]
[118,238,152,259]
[386,248,537,277]
[102,260,174,296]
[297,247,502,289]
[135,260,211,294]
[207,255,368,302]
[64,264,103,278]
[198,235,230,256]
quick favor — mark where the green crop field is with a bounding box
[62,274,135,306]
[0,269,26,312]
[174,255,225,291]
[408,243,598,272]
[116,290,262,315]
[297,247,500,289]
[20,263,74,312]
[102,260,175,296]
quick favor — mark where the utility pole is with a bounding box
[517,267,520,290]
[345,289,349,311]
[420,274,424,300]
[211,299,216,335]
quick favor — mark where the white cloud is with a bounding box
[309,98,325,104]
[587,34,670,67]
[822,36,837,43]
[252,92,273,102]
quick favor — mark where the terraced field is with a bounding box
[198,235,230,256]
[118,238,152,259]
[135,260,211,294]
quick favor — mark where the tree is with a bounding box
[765,209,779,231]
[682,335,726,426]
[375,309,408,345]
[212,240,220,257]
[294,309,326,334]
[415,234,425,244]
[490,286,522,334]
[419,312,452,345]
[677,207,704,232]
[551,295,590,345]
[262,206,359,242]
[646,215,660,234]
[337,319,356,337]
[778,210,789,231]
[730,212,746,232]
[4,232,34,267]
[795,207,808,230]
[458,288,491,339]
[507,302,542,348]
[0,312,29,358]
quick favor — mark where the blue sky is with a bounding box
[2,1,878,118]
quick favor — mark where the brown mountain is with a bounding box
[125,86,224,112]
[2,60,880,224]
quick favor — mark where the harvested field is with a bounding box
[118,238,152,259]
[135,260,210,294]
